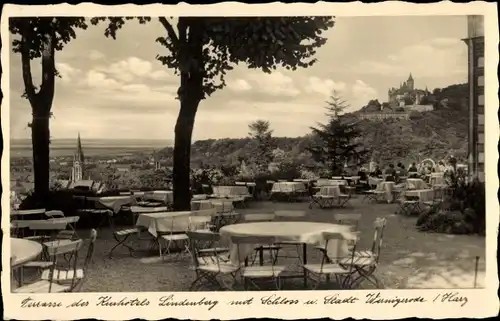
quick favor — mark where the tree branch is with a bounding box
[19,22,36,104]
[159,17,179,46]
[38,28,56,110]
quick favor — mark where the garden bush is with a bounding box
[416,178,485,236]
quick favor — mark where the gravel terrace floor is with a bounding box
[15,197,486,292]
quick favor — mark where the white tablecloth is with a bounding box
[318,185,341,197]
[191,199,235,212]
[271,182,307,193]
[368,177,383,187]
[212,186,252,198]
[344,176,361,184]
[136,210,213,237]
[379,181,396,203]
[407,178,428,190]
[11,238,43,267]
[220,222,353,265]
[191,200,214,210]
[143,191,173,204]
[90,196,136,214]
[316,179,348,187]
[405,189,434,202]
[429,176,446,186]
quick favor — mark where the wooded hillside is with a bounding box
[159,83,469,167]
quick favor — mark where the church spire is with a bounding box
[408,72,414,81]
[76,132,84,163]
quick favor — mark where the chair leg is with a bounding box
[109,233,135,258]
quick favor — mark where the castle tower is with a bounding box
[407,73,414,90]
[71,132,85,182]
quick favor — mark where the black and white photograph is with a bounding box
[2,2,498,320]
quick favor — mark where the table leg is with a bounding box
[18,267,24,288]
[303,244,307,288]
[259,248,264,266]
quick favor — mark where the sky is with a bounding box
[8,15,469,141]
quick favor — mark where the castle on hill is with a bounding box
[388,73,431,107]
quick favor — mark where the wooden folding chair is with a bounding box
[341,217,386,289]
[14,238,85,293]
[40,229,98,292]
[333,213,362,251]
[158,217,191,261]
[213,200,238,230]
[362,183,386,203]
[398,194,422,216]
[337,188,352,208]
[304,231,358,289]
[45,210,80,239]
[242,214,281,265]
[187,231,238,291]
[309,187,336,209]
[273,211,307,264]
[26,220,68,243]
[232,235,286,290]
[314,214,361,257]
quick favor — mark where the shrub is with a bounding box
[273,162,301,181]
[190,168,224,194]
[300,169,317,180]
[416,179,485,235]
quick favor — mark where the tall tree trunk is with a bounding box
[21,26,56,206]
[172,95,200,210]
[31,106,51,204]
[171,18,204,211]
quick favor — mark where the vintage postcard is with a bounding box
[1,2,499,320]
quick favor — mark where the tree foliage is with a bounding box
[307,94,369,175]
[10,17,91,202]
[94,16,335,210]
[248,119,275,171]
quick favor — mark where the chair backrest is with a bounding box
[370,218,387,262]
[82,229,98,272]
[320,232,357,272]
[45,239,83,256]
[188,216,212,231]
[213,201,234,214]
[274,210,306,218]
[319,186,338,197]
[45,210,65,218]
[187,231,222,268]
[11,208,46,216]
[29,220,68,232]
[243,213,276,222]
[333,214,362,230]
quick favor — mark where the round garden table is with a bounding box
[11,238,43,267]
[11,238,43,288]
[220,221,353,288]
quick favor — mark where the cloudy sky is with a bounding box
[9,15,469,141]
